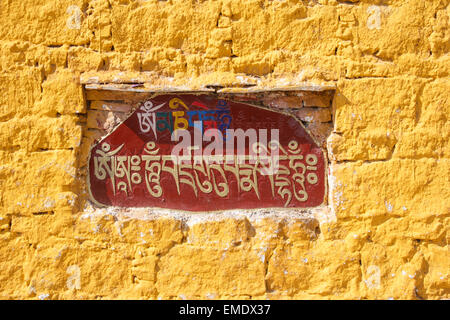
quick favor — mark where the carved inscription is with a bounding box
[88,94,326,211]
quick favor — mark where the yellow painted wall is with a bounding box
[0,0,449,299]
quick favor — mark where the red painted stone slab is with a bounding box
[88,94,326,211]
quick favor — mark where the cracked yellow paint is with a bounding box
[0,0,449,300]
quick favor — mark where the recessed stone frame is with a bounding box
[77,85,335,216]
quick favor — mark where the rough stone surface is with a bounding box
[0,0,448,300]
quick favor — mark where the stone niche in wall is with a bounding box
[78,85,334,213]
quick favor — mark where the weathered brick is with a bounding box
[0,0,447,301]
[296,107,332,122]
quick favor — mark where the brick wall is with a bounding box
[0,0,448,299]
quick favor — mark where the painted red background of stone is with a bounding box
[88,94,325,211]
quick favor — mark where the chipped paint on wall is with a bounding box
[0,0,448,300]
